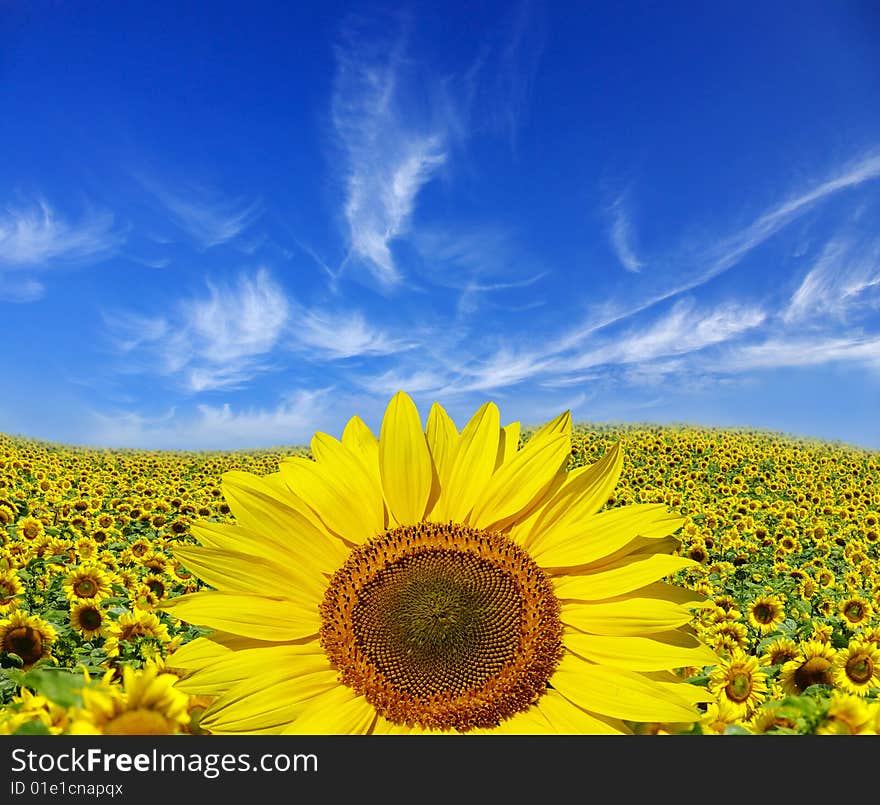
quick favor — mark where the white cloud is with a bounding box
[783,235,880,323]
[87,389,333,450]
[723,334,880,372]
[139,177,260,249]
[106,268,290,392]
[295,307,416,359]
[0,197,121,279]
[699,151,880,284]
[332,23,448,287]
[608,196,644,273]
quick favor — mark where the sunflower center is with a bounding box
[726,672,752,702]
[845,656,873,684]
[320,521,563,732]
[4,626,42,665]
[844,603,865,622]
[753,604,773,624]
[78,607,103,631]
[74,578,98,598]
[795,657,832,691]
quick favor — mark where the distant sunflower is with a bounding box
[832,640,880,697]
[104,610,171,659]
[758,637,799,668]
[839,596,873,629]
[0,611,57,669]
[745,594,786,634]
[163,392,715,735]
[0,570,23,615]
[780,640,837,695]
[63,564,112,604]
[70,602,107,640]
[708,647,768,717]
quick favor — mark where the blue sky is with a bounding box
[2,1,880,450]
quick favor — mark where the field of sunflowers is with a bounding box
[1,419,878,736]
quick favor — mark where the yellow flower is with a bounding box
[75,663,191,734]
[832,639,880,696]
[0,611,57,669]
[708,647,768,717]
[815,692,876,735]
[63,564,112,604]
[163,392,715,734]
[780,640,837,695]
[0,569,23,615]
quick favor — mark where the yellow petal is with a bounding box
[534,689,631,734]
[175,642,324,695]
[165,631,286,672]
[432,400,500,523]
[552,554,697,601]
[172,544,325,603]
[474,704,555,734]
[425,402,459,488]
[378,391,434,524]
[189,520,338,582]
[495,421,521,468]
[530,503,684,568]
[470,433,570,531]
[564,630,718,672]
[220,471,348,571]
[280,454,382,545]
[200,665,338,734]
[160,592,320,642]
[561,597,694,635]
[281,685,377,734]
[551,653,702,723]
[528,409,572,442]
[310,431,386,534]
[524,441,623,551]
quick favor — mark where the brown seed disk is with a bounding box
[320,521,563,732]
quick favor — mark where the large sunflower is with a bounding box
[163,392,715,734]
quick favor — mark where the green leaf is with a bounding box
[13,718,52,735]
[5,667,93,708]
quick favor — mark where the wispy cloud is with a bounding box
[106,268,290,392]
[87,389,333,450]
[783,235,880,324]
[608,194,645,273]
[138,176,261,249]
[721,333,880,373]
[331,18,448,287]
[697,151,880,286]
[0,196,122,292]
[294,307,416,359]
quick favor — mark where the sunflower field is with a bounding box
[1,413,878,736]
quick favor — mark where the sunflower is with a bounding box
[70,602,108,640]
[708,647,768,717]
[758,637,799,668]
[831,639,880,697]
[15,515,45,542]
[104,609,172,660]
[163,392,715,735]
[839,596,873,630]
[0,611,57,669]
[745,594,786,634]
[779,640,837,695]
[0,569,23,615]
[814,692,876,735]
[73,663,190,735]
[63,564,113,604]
